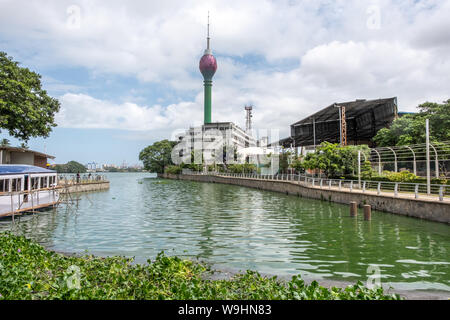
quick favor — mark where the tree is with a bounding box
[373,99,450,146]
[139,140,177,173]
[0,52,60,142]
[279,150,291,173]
[301,142,373,178]
[373,115,426,146]
[53,161,87,173]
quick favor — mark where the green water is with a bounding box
[1,173,449,291]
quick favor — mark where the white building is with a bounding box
[175,122,257,165]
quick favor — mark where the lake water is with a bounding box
[1,172,449,292]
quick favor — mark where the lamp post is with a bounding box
[426,119,431,195]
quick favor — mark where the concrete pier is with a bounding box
[159,173,450,224]
[364,205,372,221]
[350,202,358,217]
[58,181,110,194]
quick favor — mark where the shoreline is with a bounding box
[159,173,450,224]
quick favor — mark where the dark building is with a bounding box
[279,97,398,148]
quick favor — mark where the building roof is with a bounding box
[287,97,398,147]
[292,98,397,127]
[0,146,55,159]
[0,165,56,175]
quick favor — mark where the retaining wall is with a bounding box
[58,181,110,194]
[158,173,450,224]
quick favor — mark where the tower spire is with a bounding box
[199,11,217,124]
[205,12,211,55]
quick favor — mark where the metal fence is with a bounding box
[187,171,448,202]
[57,174,108,186]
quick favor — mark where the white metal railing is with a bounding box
[184,171,449,202]
[0,187,59,220]
[57,174,108,186]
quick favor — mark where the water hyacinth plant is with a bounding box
[0,233,400,300]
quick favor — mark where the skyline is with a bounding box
[1,0,449,165]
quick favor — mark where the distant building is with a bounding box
[0,146,55,169]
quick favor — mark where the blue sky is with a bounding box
[1,0,449,166]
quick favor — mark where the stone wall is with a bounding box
[58,181,110,194]
[159,173,450,224]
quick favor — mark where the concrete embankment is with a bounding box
[158,173,450,224]
[58,181,110,194]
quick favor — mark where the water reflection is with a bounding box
[0,172,448,291]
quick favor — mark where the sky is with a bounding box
[0,0,449,166]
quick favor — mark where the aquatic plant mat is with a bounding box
[0,233,400,300]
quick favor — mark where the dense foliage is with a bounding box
[0,233,400,300]
[0,52,60,142]
[139,140,177,174]
[52,161,87,173]
[374,99,450,146]
[227,163,257,174]
[165,165,182,175]
[297,143,373,179]
[278,152,291,173]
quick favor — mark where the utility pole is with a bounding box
[358,150,361,189]
[245,105,253,133]
[334,103,347,146]
[338,105,342,146]
[313,117,316,150]
[341,106,347,146]
[426,119,431,195]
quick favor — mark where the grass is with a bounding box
[0,232,401,300]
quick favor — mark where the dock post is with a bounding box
[10,193,14,224]
[350,201,358,217]
[31,189,35,215]
[364,205,372,221]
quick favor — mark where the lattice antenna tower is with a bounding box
[245,105,253,133]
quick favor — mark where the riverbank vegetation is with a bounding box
[0,233,400,300]
[289,142,448,184]
[139,140,177,174]
[52,161,87,173]
[373,99,450,146]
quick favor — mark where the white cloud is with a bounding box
[1,0,450,139]
[56,93,204,131]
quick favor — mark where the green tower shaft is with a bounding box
[204,80,212,124]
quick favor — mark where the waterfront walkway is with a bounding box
[160,173,450,224]
[219,173,450,204]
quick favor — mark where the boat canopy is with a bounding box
[0,165,56,175]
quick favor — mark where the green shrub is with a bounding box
[383,170,419,182]
[0,233,401,300]
[228,163,257,174]
[165,165,182,175]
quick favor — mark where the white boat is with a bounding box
[0,165,59,218]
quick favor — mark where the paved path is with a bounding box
[219,175,449,204]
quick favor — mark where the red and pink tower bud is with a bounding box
[199,13,217,124]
